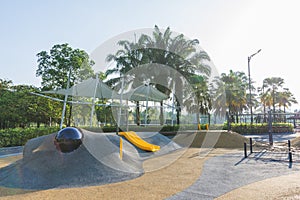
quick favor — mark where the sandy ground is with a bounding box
[0,148,232,200]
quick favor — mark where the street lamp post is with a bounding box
[248,49,261,124]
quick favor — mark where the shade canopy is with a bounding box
[43,77,114,99]
[122,84,168,102]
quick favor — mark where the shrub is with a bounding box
[0,127,60,147]
[223,122,293,134]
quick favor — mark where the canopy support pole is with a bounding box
[117,76,124,134]
[144,84,150,126]
[171,80,175,126]
[90,73,99,127]
[60,68,71,129]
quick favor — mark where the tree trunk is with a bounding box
[263,103,266,123]
[284,105,286,122]
[136,101,140,126]
[176,101,180,125]
[67,104,72,127]
[159,101,164,125]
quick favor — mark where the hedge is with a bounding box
[83,124,225,133]
[0,127,60,147]
[224,123,294,134]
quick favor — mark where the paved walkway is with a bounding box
[0,146,23,158]
[167,152,300,200]
[243,132,300,143]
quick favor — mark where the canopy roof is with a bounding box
[44,79,169,102]
[43,77,114,99]
[122,84,168,102]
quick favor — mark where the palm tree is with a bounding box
[140,25,212,125]
[211,70,248,123]
[263,77,284,113]
[277,88,298,113]
[106,25,212,126]
[184,75,211,124]
[210,77,226,118]
[258,82,268,122]
[106,37,148,126]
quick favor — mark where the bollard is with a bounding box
[244,142,247,158]
[288,140,292,163]
[289,152,293,163]
[250,138,253,154]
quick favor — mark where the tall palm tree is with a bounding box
[210,77,226,118]
[258,81,268,122]
[106,37,148,125]
[184,75,211,124]
[106,25,212,126]
[263,77,284,113]
[140,25,212,124]
[211,70,248,123]
[277,88,298,113]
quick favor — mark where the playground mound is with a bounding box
[291,136,300,147]
[0,130,180,190]
[173,131,250,149]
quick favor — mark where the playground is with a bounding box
[1,66,299,199]
[1,129,300,199]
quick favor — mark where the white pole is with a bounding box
[90,73,99,127]
[171,80,175,126]
[117,76,124,134]
[126,99,129,131]
[144,84,150,126]
[60,68,71,129]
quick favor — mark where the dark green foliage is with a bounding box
[0,127,60,147]
[0,84,62,129]
[36,43,95,90]
[83,124,210,133]
[36,43,95,126]
[223,123,293,134]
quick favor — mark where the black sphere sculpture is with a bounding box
[54,127,83,153]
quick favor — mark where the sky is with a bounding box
[1,0,300,110]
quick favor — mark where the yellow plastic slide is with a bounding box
[118,131,160,152]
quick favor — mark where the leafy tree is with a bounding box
[0,82,61,129]
[0,79,12,91]
[36,43,95,90]
[36,43,95,126]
